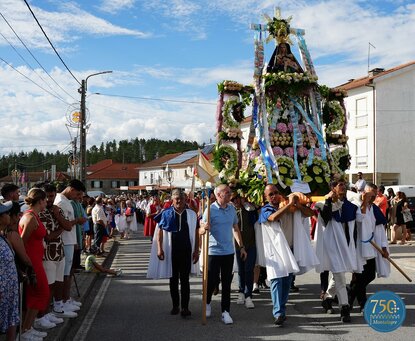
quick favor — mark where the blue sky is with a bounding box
[0,0,414,156]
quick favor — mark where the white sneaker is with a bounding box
[205,303,211,317]
[221,311,233,325]
[236,293,245,305]
[28,328,47,337]
[52,307,78,318]
[69,297,82,307]
[45,312,64,324]
[20,329,43,341]
[34,316,56,330]
[62,301,80,312]
[115,269,122,277]
[245,296,255,309]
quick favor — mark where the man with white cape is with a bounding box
[147,189,200,317]
[315,180,364,323]
[257,184,318,326]
[349,183,390,313]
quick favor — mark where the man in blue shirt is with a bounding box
[200,184,246,325]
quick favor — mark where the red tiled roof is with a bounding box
[337,61,415,91]
[87,162,141,180]
[86,159,114,173]
[139,153,182,169]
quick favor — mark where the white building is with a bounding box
[135,145,215,191]
[338,61,415,185]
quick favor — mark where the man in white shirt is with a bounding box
[54,180,86,312]
[353,172,366,193]
[92,197,108,254]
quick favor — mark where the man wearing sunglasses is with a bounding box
[258,184,315,326]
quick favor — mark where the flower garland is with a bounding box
[331,147,351,173]
[323,100,345,133]
[213,144,238,179]
[326,133,348,145]
[275,156,295,186]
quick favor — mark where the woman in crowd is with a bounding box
[0,201,19,341]
[115,200,127,239]
[390,191,407,245]
[19,188,50,340]
[144,196,161,239]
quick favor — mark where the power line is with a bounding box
[22,0,81,86]
[0,11,78,102]
[95,93,217,106]
[0,28,67,104]
[0,56,71,105]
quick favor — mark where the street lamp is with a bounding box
[79,70,113,185]
[164,164,174,193]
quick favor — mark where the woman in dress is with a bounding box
[144,196,161,239]
[391,191,407,244]
[115,200,127,239]
[19,188,50,339]
[0,201,19,341]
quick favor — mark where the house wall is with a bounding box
[374,67,415,184]
[344,65,415,185]
[139,166,203,190]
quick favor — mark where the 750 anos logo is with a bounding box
[364,291,406,332]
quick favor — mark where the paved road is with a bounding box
[63,229,415,341]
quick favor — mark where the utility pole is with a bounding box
[78,71,112,185]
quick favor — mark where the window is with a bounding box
[356,138,368,167]
[128,181,136,187]
[111,181,119,188]
[150,173,154,184]
[355,98,368,128]
[93,180,101,188]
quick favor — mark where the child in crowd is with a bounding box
[84,255,122,277]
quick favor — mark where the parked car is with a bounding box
[87,190,106,198]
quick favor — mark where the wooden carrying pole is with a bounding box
[201,193,211,325]
[370,240,412,282]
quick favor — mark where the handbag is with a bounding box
[402,209,413,223]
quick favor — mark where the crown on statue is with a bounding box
[264,8,293,45]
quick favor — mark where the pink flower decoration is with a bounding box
[299,124,306,133]
[298,146,309,158]
[272,147,284,156]
[276,123,288,133]
[284,147,294,158]
[314,148,321,156]
[287,123,293,132]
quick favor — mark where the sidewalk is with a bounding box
[43,237,118,341]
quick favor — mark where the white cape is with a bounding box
[315,214,360,273]
[374,224,390,278]
[291,210,320,275]
[115,213,127,232]
[259,219,300,280]
[147,209,199,279]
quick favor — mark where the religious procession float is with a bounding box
[213,9,349,205]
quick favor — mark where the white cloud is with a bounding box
[99,0,136,14]
[0,0,149,52]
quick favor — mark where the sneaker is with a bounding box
[20,329,43,341]
[28,328,48,338]
[69,298,82,307]
[236,293,245,305]
[245,296,255,309]
[45,313,64,324]
[115,269,123,277]
[34,316,56,330]
[180,308,191,317]
[53,308,78,318]
[170,306,180,315]
[340,305,351,323]
[290,285,300,293]
[322,298,334,314]
[252,284,260,294]
[221,311,233,325]
[274,315,286,326]
[62,301,80,312]
[205,303,211,317]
